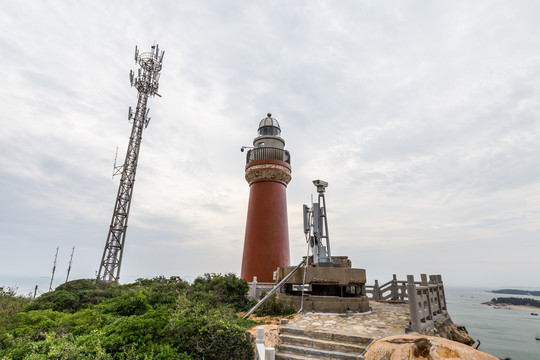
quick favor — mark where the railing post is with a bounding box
[391,274,397,300]
[249,276,258,300]
[407,275,421,333]
[373,280,380,300]
[429,275,442,315]
[256,327,265,360]
[265,348,275,360]
[437,274,447,313]
[421,274,433,321]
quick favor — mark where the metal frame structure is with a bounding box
[97,44,164,282]
[303,179,332,265]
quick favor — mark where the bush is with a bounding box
[101,291,151,316]
[1,331,112,360]
[169,294,254,360]
[26,279,120,313]
[134,276,189,308]
[254,294,296,317]
[192,273,249,311]
[0,276,253,360]
[101,309,170,356]
[0,287,32,328]
[7,310,68,341]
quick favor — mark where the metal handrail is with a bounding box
[243,259,306,319]
[246,147,291,164]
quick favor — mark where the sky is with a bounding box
[0,1,539,292]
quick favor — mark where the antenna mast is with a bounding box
[65,246,75,283]
[303,180,332,266]
[49,246,59,292]
[97,44,165,282]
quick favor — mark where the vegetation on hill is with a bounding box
[0,274,257,360]
[491,289,540,296]
[490,297,540,308]
[253,294,296,317]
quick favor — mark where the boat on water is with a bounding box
[536,331,540,341]
[531,312,538,316]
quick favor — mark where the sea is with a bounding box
[445,287,540,360]
[2,276,540,359]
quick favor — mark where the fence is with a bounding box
[367,274,448,334]
[366,274,408,301]
[255,327,275,360]
[248,276,275,300]
[246,147,291,164]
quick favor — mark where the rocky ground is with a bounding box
[247,300,483,359]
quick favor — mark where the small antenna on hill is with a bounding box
[65,246,75,283]
[49,247,59,292]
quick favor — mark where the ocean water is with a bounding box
[2,277,540,359]
[446,287,540,360]
[0,275,52,297]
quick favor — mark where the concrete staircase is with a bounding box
[276,326,372,360]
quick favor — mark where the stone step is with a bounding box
[280,326,373,346]
[280,334,366,354]
[275,351,329,360]
[276,344,363,360]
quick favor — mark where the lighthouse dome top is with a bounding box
[258,113,281,137]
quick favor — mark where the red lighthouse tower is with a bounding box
[241,114,291,282]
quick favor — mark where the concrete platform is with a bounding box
[277,293,370,313]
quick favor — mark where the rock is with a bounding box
[363,334,499,360]
[427,315,475,346]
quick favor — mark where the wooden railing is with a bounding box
[367,274,448,334]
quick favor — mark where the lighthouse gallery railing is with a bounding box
[246,147,291,165]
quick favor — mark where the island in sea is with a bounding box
[483,289,540,310]
[491,288,540,296]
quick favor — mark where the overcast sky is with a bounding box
[1,1,539,293]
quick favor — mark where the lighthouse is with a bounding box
[241,114,291,282]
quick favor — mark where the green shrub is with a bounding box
[0,287,32,329]
[101,309,170,356]
[8,310,68,341]
[101,291,151,317]
[0,276,253,360]
[59,308,114,336]
[26,279,120,313]
[1,331,112,360]
[169,294,254,360]
[254,294,296,317]
[192,273,249,311]
[134,276,189,308]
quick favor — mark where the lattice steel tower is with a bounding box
[97,44,164,282]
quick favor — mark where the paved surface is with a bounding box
[286,301,411,339]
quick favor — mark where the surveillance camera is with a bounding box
[240,147,244,152]
[312,179,328,187]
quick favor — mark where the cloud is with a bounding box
[0,1,539,288]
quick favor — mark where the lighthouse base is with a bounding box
[276,293,370,313]
[274,256,370,313]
